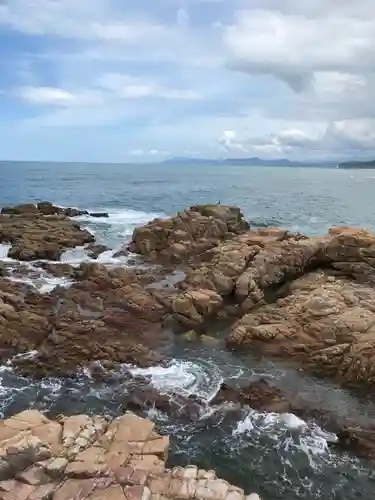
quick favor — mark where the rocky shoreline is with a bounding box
[2,201,375,486]
[0,409,261,500]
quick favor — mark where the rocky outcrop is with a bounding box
[0,263,170,377]
[0,214,94,261]
[227,271,375,387]
[0,410,260,500]
[2,202,88,218]
[128,205,249,262]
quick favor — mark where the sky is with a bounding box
[1,0,375,162]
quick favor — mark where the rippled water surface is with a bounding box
[1,161,375,499]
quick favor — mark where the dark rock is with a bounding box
[86,244,108,260]
[62,208,89,217]
[37,202,61,215]
[1,203,38,215]
[89,212,109,218]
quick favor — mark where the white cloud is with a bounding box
[4,0,375,160]
[224,5,375,91]
[130,149,144,156]
[97,74,201,100]
[0,0,167,42]
[223,119,375,160]
[18,86,103,107]
[129,148,170,157]
[19,87,76,105]
[219,130,248,153]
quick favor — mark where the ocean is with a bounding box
[1,161,375,499]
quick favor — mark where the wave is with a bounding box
[74,208,165,238]
[0,244,12,262]
[129,359,224,402]
[248,217,284,228]
[233,409,339,470]
[6,262,74,294]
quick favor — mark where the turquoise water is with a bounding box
[1,161,375,499]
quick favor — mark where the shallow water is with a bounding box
[1,162,375,499]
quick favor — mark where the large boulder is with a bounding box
[128,204,249,262]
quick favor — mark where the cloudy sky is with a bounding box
[1,0,375,162]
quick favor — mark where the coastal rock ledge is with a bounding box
[0,410,260,500]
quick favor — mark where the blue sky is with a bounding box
[1,0,375,162]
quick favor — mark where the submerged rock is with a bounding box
[86,243,109,259]
[89,211,109,218]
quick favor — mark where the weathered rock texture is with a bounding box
[228,271,375,386]
[128,205,249,262]
[0,264,171,377]
[0,410,259,500]
[0,214,94,261]
[128,213,375,387]
[4,203,375,389]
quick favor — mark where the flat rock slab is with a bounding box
[0,411,261,500]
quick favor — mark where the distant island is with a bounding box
[338,160,375,169]
[161,157,332,167]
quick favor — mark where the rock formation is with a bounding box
[129,210,375,387]
[0,213,94,261]
[128,205,249,262]
[0,263,171,377]
[0,409,259,500]
[4,201,375,468]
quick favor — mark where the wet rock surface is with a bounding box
[0,215,94,262]
[4,202,375,468]
[0,410,259,500]
[212,379,375,460]
[0,263,170,377]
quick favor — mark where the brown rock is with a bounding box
[52,478,97,500]
[86,244,109,260]
[44,458,68,478]
[1,204,38,215]
[28,483,57,500]
[2,481,35,500]
[0,213,94,261]
[128,204,248,261]
[64,460,109,478]
[36,202,61,216]
[16,466,48,485]
[124,485,150,500]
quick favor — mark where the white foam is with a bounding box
[8,350,39,363]
[233,409,338,469]
[129,359,224,402]
[60,245,132,267]
[60,246,88,264]
[76,208,163,232]
[0,244,12,262]
[7,262,73,294]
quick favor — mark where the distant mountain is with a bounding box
[338,160,375,169]
[161,157,332,167]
